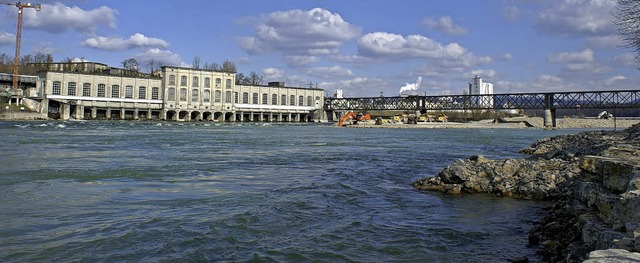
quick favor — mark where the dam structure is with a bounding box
[25,62,324,122]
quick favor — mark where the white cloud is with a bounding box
[604,75,626,86]
[358,32,467,59]
[535,0,617,37]
[24,3,117,33]
[548,49,594,63]
[133,48,181,68]
[306,66,354,79]
[321,77,389,97]
[422,16,468,35]
[83,33,169,51]
[470,69,497,79]
[284,55,319,66]
[237,7,361,56]
[0,31,14,45]
[263,67,285,80]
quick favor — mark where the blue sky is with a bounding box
[0,0,637,97]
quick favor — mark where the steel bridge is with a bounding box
[324,90,640,127]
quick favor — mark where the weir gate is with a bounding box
[324,90,640,127]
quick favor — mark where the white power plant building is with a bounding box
[468,75,494,108]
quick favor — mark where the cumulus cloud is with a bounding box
[604,75,627,86]
[358,32,467,59]
[306,66,354,79]
[133,48,181,67]
[321,77,389,97]
[237,7,361,56]
[0,31,14,45]
[421,16,468,35]
[83,33,170,51]
[535,0,617,37]
[23,3,117,33]
[263,67,285,80]
[548,49,594,63]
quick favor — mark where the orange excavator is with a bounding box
[338,112,371,127]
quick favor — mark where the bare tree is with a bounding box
[248,71,263,85]
[221,59,237,73]
[614,0,640,65]
[121,58,139,72]
[192,56,200,69]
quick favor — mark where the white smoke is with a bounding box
[399,76,422,95]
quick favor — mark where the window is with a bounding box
[52,81,61,95]
[168,75,176,86]
[242,92,249,104]
[215,78,221,88]
[138,86,146,99]
[111,85,119,98]
[67,82,76,96]
[180,76,187,86]
[152,87,159,100]
[125,86,133,99]
[234,92,239,103]
[225,91,231,103]
[167,88,175,101]
[204,77,211,88]
[298,95,304,106]
[192,76,199,87]
[290,95,295,106]
[97,84,106,97]
[203,90,210,102]
[82,83,91,97]
[281,95,286,105]
[307,96,312,106]
[262,93,268,104]
[252,93,259,104]
[192,89,199,102]
[179,88,187,101]
[271,94,277,105]
[225,79,231,89]
[215,90,221,103]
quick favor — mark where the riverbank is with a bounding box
[341,116,640,130]
[412,123,640,262]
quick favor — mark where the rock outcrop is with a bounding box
[412,123,640,262]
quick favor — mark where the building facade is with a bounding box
[469,75,494,108]
[34,62,325,122]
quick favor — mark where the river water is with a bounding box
[0,121,583,262]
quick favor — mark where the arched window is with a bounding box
[203,89,210,102]
[281,95,286,105]
[82,83,91,97]
[111,85,119,98]
[97,84,106,97]
[271,94,277,105]
[204,77,211,88]
[138,86,146,99]
[242,92,249,104]
[192,76,199,87]
[298,95,304,106]
[234,92,239,103]
[125,86,133,99]
[262,93,268,104]
[52,81,61,95]
[191,89,199,102]
[215,90,221,103]
[215,78,221,88]
[151,87,159,100]
[179,88,187,101]
[180,76,187,86]
[225,79,232,89]
[307,96,312,106]
[167,87,175,101]
[252,93,259,104]
[225,91,231,103]
[289,95,295,106]
[168,75,176,86]
[67,82,76,96]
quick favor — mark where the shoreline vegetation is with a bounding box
[413,123,640,262]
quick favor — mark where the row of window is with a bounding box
[165,88,319,106]
[167,75,232,89]
[51,81,159,100]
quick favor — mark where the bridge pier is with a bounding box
[544,108,557,128]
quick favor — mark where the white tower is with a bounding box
[469,75,494,108]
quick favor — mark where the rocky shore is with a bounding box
[412,123,640,262]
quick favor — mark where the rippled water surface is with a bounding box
[0,121,584,262]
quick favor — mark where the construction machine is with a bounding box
[338,112,371,127]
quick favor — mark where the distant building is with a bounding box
[333,89,343,98]
[468,75,494,108]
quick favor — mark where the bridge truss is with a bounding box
[325,90,640,111]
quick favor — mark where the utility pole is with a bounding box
[2,1,41,101]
